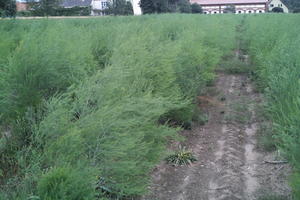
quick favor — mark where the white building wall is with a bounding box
[130,0,142,15]
[91,0,107,10]
[203,4,266,14]
[268,0,289,12]
[91,0,142,15]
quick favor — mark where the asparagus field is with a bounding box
[0,14,299,200]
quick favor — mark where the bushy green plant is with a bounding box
[191,3,202,13]
[243,14,300,197]
[0,0,16,17]
[166,146,197,166]
[37,167,95,200]
[0,14,238,198]
[290,172,300,199]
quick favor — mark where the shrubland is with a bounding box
[0,15,238,199]
[243,14,300,199]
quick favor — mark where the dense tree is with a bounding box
[293,7,300,12]
[140,0,192,14]
[178,0,191,13]
[140,0,168,14]
[191,3,202,13]
[155,0,168,13]
[106,0,134,15]
[139,0,155,14]
[282,0,300,12]
[0,0,16,17]
[30,0,61,16]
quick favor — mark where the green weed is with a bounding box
[166,146,197,166]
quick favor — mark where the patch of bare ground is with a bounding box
[141,72,292,200]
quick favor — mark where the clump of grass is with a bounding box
[37,167,95,200]
[192,106,209,125]
[166,146,197,166]
[195,113,209,126]
[257,122,277,152]
[290,172,300,199]
[96,177,129,200]
[220,57,251,74]
[224,98,251,124]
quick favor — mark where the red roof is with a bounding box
[190,0,268,5]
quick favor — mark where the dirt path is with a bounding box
[142,71,291,200]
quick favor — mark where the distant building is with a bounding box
[90,0,108,15]
[61,0,92,9]
[90,0,142,15]
[190,0,269,14]
[61,0,102,15]
[16,0,29,11]
[268,0,288,12]
[131,0,142,15]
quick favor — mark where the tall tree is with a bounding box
[106,0,134,15]
[155,0,168,13]
[140,0,192,14]
[139,0,155,14]
[178,0,191,13]
[0,0,16,17]
[140,0,168,14]
[282,0,300,12]
[191,3,202,13]
[30,0,61,16]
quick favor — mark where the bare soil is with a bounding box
[142,72,292,200]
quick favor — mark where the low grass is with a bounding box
[192,106,209,126]
[224,97,252,124]
[257,122,277,152]
[220,57,252,74]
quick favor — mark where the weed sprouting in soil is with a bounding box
[166,146,197,166]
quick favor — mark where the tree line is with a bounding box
[140,0,202,14]
[0,0,16,17]
[282,0,300,12]
[0,0,202,17]
[1,0,300,18]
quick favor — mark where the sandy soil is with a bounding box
[142,72,292,200]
